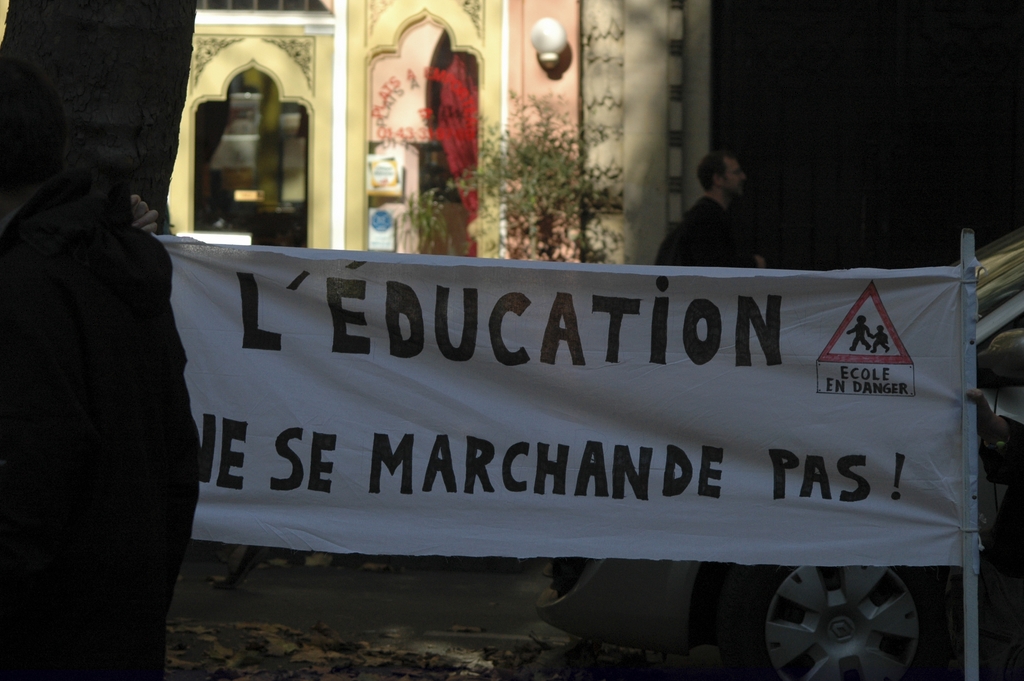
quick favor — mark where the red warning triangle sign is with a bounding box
[818,281,912,365]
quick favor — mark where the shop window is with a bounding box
[367,22,479,256]
[194,68,309,247]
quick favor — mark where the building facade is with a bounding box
[0,0,699,263]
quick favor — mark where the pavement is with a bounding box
[164,541,726,680]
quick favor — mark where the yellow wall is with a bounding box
[0,1,509,256]
[169,23,335,249]
[347,0,503,257]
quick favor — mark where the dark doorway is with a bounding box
[713,1,1024,270]
[195,68,309,247]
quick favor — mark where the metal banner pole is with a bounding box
[961,228,980,681]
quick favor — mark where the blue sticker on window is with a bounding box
[371,209,393,232]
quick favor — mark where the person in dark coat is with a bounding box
[0,57,200,675]
[952,389,1024,676]
[655,150,766,268]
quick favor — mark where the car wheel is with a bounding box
[716,565,952,681]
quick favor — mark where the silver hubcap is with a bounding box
[764,566,920,681]
[828,616,856,643]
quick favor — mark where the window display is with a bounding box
[195,68,309,247]
[367,21,478,255]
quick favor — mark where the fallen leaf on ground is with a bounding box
[266,558,290,567]
[290,647,344,663]
[227,650,264,668]
[451,625,485,633]
[310,620,346,640]
[305,552,333,567]
[441,649,495,673]
[262,635,300,657]
[167,624,218,635]
[235,621,303,636]
[165,654,200,670]
[354,673,384,681]
[307,633,344,651]
[304,669,350,681]
[205,641,235,661]
[307,620,354,651]
[359,562,399,572]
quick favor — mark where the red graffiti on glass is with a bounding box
[371,67,477,144]
[371,76,404,124]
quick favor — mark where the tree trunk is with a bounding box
[1,1,194,229]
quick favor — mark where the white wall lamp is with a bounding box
[530,18,568,71]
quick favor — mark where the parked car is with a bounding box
[536,228,1024,681]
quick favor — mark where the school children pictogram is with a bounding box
[817,281,914,396]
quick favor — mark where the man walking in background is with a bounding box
[0,57,199,676]
[656,150,766,269]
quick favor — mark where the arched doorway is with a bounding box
[194,67,310,247]
[365,19,479,255]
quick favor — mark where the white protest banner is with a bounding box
[165,239,968,567]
